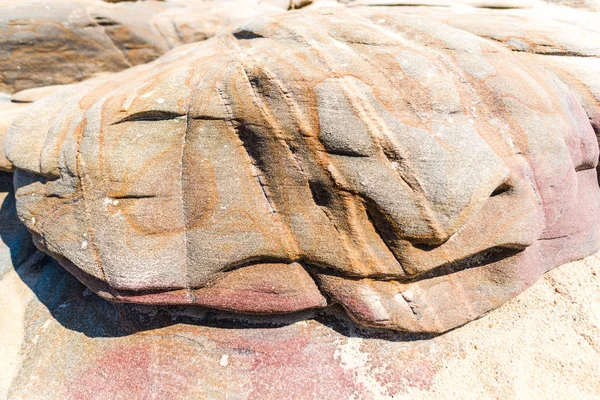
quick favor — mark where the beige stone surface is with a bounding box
[0,0,288,93]
[0,103,28,172]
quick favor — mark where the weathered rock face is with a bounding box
[394,3,600,57]
[0,0,287,93]
[5,9,600,333]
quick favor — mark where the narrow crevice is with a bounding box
[400,292,421,318]
[522,51,595,58]
[305,262,407,282]
[171,20,185,43]
[109,194,158,200]
[93,16,121,27]
[112,111,185,124]
[538,234,570,241]
[364,203,408,276]
[490,182,512,197]
[233,30,265,40]
[234,123,278,214]
[308,180,333,207]
[305,245,523,283]
[190,115,231,121]
[410,246,523,283]
[324,148,371,158]
[487,37,596,58]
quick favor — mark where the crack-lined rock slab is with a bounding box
[5,8,600,333]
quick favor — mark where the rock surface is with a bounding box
[5,8,600,333]
[0,0,599,397]
[1,172,600,397]
[0,103,26,172]
[1,231,599,398]
[0,0,288,93]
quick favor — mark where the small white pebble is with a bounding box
[220,354,229,367]
[81,240,88,250]
[112,199,119,205]
[390,161,399,169]
[156,98,165,104]
[31,217,36,225]
[377,18,385,23]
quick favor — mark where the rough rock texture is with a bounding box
[393,2,600,56]
[1,242,599,398]
[355,0,600,180]
[525,55,600,180]
[0,0,288,93]
[1,176,600,397]
[5,9,600,333]
[0,103,28,172]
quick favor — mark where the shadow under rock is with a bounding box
[0,172,40,277]
[0,172,434,341]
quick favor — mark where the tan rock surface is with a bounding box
[0,0,288,93]
[9,85,72,103]
[0,103,28,172]
[2,169,600,395]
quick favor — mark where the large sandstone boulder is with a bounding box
[0,0,288,93]
[5,8,600,333]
